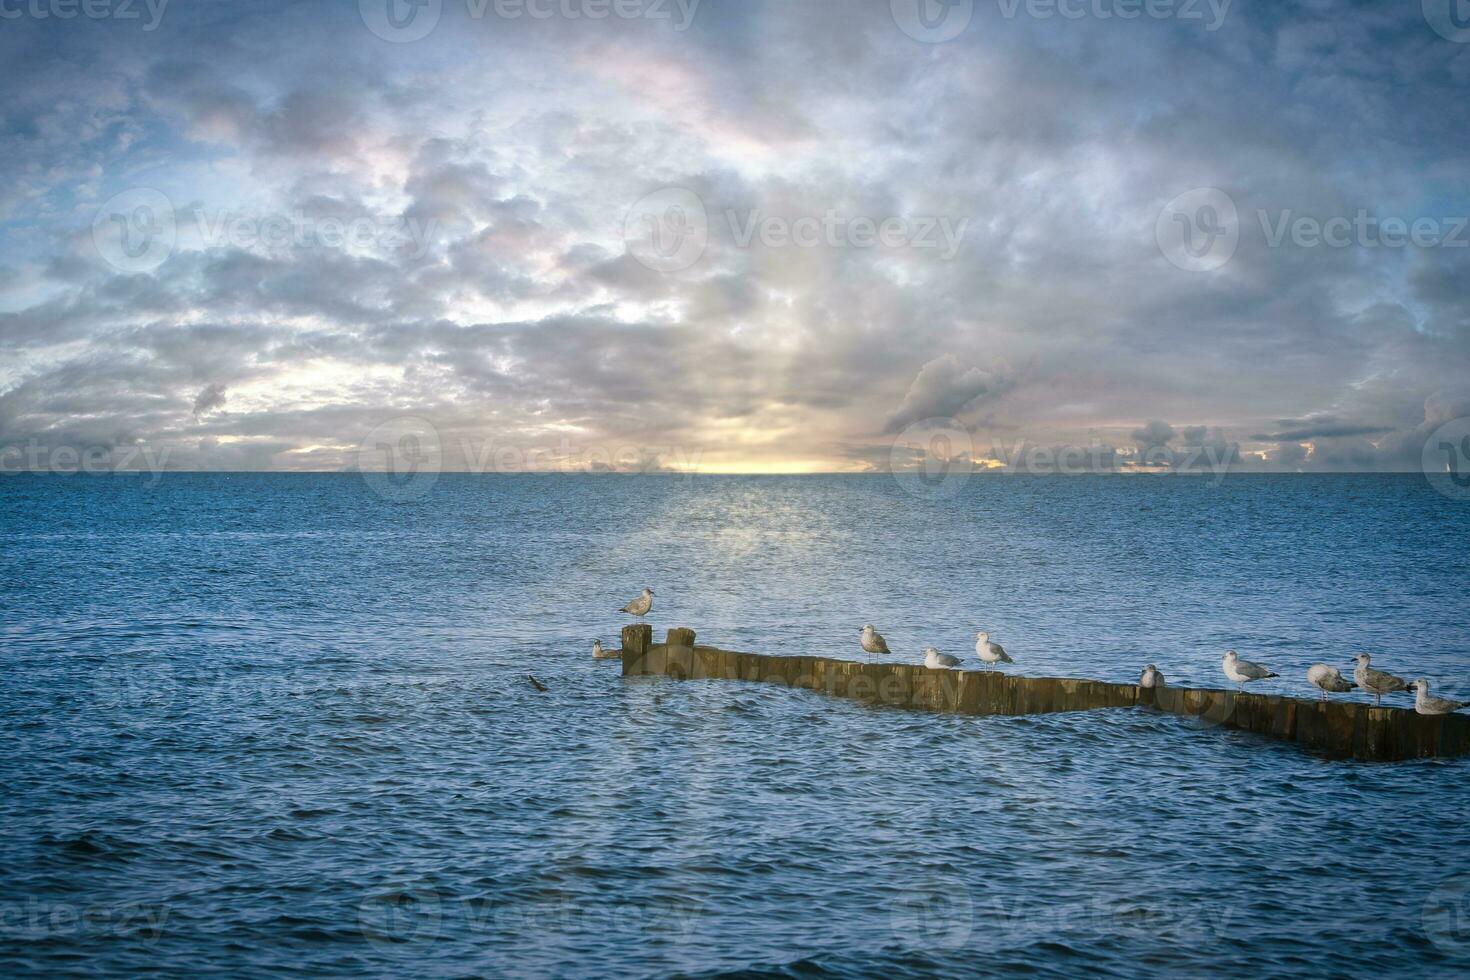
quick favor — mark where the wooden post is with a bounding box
[620,624,653,676]
[665,627,695,679]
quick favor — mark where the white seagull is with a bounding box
[1139,665,1164,689]
[859,624,891,661]
[1222,650,1277,690]
[592,640,618,660]
[975,631,1013,669]
[1306,663,1355,701]
[619,587,654,619]
[1352,653,1412,706]
[1410,679,1467,716]
[924,647,962,669]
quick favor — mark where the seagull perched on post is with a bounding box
[859,624,891,662]
[1139,665,1163,689]
[1409,679,1468,716]
[592,640,618,660]
[975,631,1013,669]
[1352,653,1411,706]
[1222,650,1277,691]
[619,588,654,619]
[924,647,961,669]
[1306,663,1355,701]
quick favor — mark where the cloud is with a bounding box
[882,355,1013,434]
[1,2,1468,471]
[1250,417,1393,442]
[192,383,228,417]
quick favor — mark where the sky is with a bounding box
[1,0,1468,474]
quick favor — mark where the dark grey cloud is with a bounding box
[883,355,1014,434]
[192,383,228,417]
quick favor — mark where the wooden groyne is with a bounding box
[618,626,1470,762]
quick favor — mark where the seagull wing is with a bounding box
[1364,667,1408,691]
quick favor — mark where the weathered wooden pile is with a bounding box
[617,625,1470,762]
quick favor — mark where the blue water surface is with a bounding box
[2,473,1468,977]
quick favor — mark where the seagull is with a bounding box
[1306,663,1355,701]
[1139,665,1164,689]
[1222,650,1277,691]
[619,587,654,619]
[975,631,1013,669]
[859,624,891,662]
[592,640,618,660]
[924,647,962,669]
[1352,653,1412,706]
[1409,679,1468,716]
